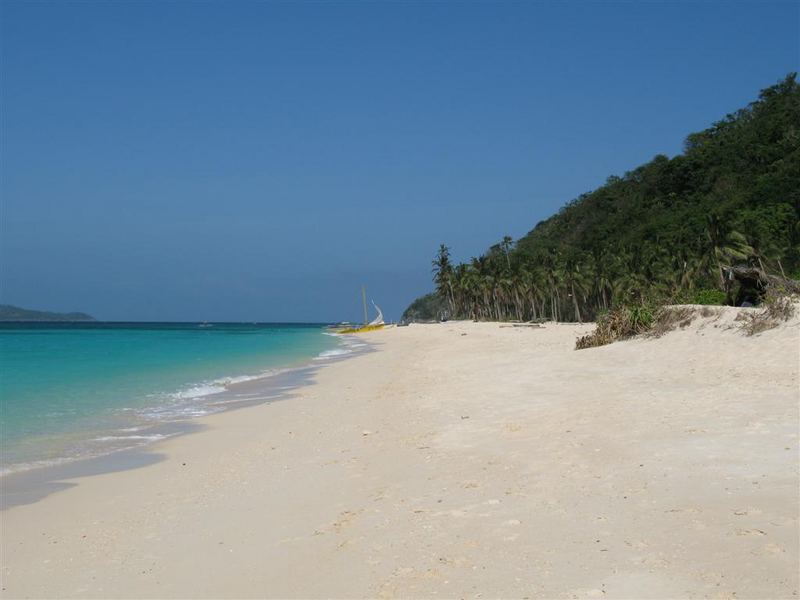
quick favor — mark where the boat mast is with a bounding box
[361,285,368,325]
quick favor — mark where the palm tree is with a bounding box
[590,250,613,311]
[500,235,514,271]
[562,252,588,322]
[432,244,455,316]
[704,215,753,287]
[538,250,562,321]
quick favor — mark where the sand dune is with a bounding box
[2,306,798,598]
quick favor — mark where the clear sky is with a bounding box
[1,1,797,322]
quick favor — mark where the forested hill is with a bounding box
[405,74,800,323]
[0,305,95,322]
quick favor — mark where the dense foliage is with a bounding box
[418,74,800,322]
[401,292,447,323]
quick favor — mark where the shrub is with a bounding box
[627,304,655,330]
[691,288,727,305]
[764,287,797,320]
[576,304,699,349]
[739,287,797,336]
[575,303,656,349]
[648,306,697,337]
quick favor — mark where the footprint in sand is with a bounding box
[733,508,763,516]
[320,509,364,534]
[753,543,785,555]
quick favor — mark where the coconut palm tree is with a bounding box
[432,244,455,316]
[704,215,753,286]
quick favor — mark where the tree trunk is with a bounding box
[571,282,582,322]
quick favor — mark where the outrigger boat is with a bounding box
[328,286,386,334]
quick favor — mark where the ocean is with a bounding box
[0,322,354,476]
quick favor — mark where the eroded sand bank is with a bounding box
[2,309,798,598]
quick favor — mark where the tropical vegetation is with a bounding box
[405,74,800,323]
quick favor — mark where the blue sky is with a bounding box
[1,1,797,321]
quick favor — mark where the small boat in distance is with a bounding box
[329,287,386,334]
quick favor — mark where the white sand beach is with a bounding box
[2,308,798,599]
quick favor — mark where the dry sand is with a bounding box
[1,307,798,599]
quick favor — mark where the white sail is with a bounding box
[368,300,384,326]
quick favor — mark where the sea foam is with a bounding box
[1,324,354,477]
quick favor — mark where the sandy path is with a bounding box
[2,310,798,598]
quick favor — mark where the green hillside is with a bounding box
[406,74,799,323]
[0,304,95,322]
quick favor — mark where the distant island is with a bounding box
[0,304,95,322]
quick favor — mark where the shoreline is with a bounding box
[0,333,372,509]
[2,316,797,598]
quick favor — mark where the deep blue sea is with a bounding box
[0,322,350,475]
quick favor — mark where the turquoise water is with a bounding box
[0,323,343,474]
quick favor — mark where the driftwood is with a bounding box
[723,265,800,306]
